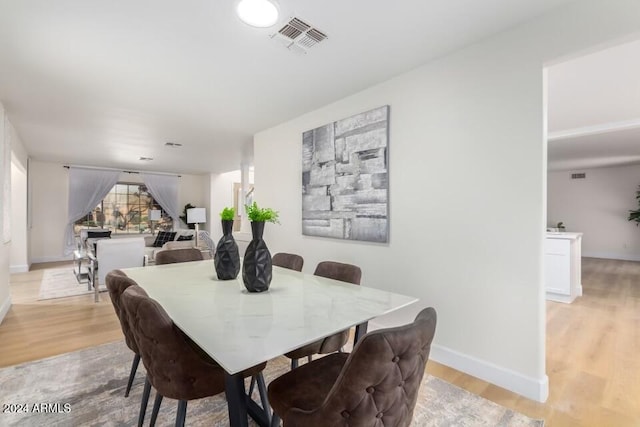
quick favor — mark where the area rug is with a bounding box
[0,341,543,426]
[38,267,106,300]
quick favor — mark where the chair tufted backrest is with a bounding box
[272,253,304,272]
[120,285,227,401]
[286,307,437,427]
[105,270,142,354]
[314,261,362,285]
[155,248,204,265]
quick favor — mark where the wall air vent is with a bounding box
[571,173,586,179]
[271,17,327,54]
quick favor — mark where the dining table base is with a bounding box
[354,322,368,343]
[224,372,270,427]
[223,320,370,427]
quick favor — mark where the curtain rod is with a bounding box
[63,164,181,177]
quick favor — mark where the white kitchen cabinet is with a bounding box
[545,232,582,303]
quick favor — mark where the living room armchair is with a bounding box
[88,237,146,302]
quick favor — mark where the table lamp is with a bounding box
[149,209,161,234]
[187,207,206,247]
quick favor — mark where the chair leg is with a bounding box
[271,413,281,427]
[150,393,163,426]
[307,355,312,364]
[248,375,257,397]
[175,400,188,427]
[125,354,141,397]
[290,358,298,370]
[255,372,272,422]
[138,377,152,427]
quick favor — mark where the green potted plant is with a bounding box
[214,207,240,280]
[220,207,235,221]
[629,185,640,226]
[245,202,279,224]
[179,203,196,229]
[242,202,279,292]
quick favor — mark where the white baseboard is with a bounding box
[583,252,640,262]
[369,319,548,402]
[10,264,29,274]
[546,292,576,303]
[430,344,549,403]
[0,296,12,325]
[32,255,73,264]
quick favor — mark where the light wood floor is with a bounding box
[1,258,639,426]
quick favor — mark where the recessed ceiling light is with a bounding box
[139,156,153,161]
[236,0,279,28]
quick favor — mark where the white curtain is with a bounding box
[141,173,186,229]
[63,168,120,255]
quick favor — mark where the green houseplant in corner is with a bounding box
[242,202,279,292]
[214,207,240,280]
[179,203,196,229]
[628,185,640,226]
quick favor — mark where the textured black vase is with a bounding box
[242,221,272,292]
[214,220,240,280]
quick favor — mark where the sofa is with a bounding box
[143,229,196,263]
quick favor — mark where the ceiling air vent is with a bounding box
[571,173,586,179]
[271,17,327,54]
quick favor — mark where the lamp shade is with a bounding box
[187,207,206,224]
[149,209,162,221]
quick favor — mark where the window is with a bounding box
[74,183,173,234]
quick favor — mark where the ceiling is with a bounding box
[548,38,640,171]
[0,0,576,175]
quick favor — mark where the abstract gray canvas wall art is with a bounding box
[302,105,389,243]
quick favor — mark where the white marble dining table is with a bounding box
[122,259,418,427]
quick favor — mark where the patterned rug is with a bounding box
[38,267,106,300]
[0,341,543,426]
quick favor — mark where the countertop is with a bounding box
[546,231,583,240]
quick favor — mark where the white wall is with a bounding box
[1,102,29,323]
[209,170,241,243]
[254,0,640,402]
[0,102,10,324]
[30,161,66,262]
[10,121,29,275]
[178,173,211,230]
[29,161,210,263]
[9,125,29,274]
[10,157,28,272]
[548,165,640,260]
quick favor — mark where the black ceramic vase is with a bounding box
[214,220,240,280]
[242,221,272,292]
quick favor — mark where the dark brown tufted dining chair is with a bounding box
[105,270,143,398]
[284,261,362,369]
[272,253,304,272]
[121,285,269,427]
[155,248,204,265]
[268,307,437,427]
